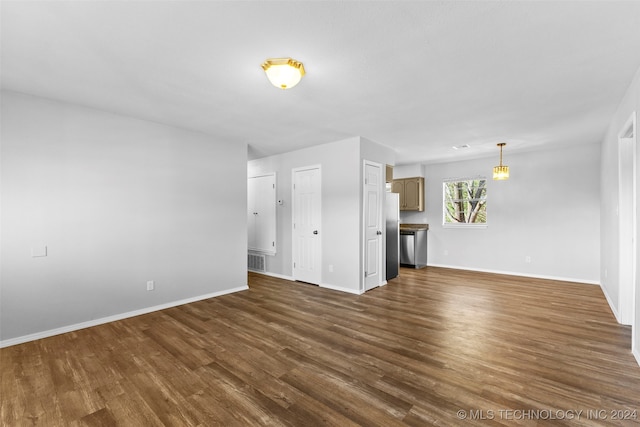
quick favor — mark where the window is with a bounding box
[443,178,487,227]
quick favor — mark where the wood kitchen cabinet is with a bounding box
[392,177,424,211]
[385,165,393,183]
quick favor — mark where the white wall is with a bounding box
[399,144,601,283]
[0,91,248,344]
[600,65,640,362]
[248,136,395,293]
[394,164,425,181]
[248,137,362,293]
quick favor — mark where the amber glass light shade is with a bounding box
[493,143,509,180]
[493,165,510,180]
[261,58,305,89]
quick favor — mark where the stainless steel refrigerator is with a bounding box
[386,192,400,280]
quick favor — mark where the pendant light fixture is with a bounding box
[493,143,510,180]
[261,58,305,89]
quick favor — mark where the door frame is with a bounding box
[362,160,384,292]
[618,112,637,342]
[291,165,322,285]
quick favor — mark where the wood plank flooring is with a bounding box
[2,267,640,426]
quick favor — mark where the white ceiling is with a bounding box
[2,1,640,164]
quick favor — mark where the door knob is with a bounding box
[313,230,318,235]
[377,230,382,235]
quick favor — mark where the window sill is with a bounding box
[442,223,488,229]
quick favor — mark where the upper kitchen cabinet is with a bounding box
[248,173,276,254]
[385,165,394,191]
[386,165,393,183]
[392,177,424,211]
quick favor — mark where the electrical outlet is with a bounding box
[444,249,448,256]
[525,256,532,263]
[146,280,155,291]
[328,264,334,272]
[31,245,47,257]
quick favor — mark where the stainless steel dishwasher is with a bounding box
[400,229,428,268]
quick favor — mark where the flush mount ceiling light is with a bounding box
[493,143,510,180]
[261,58,305,89]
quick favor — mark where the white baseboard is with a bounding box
[633,346,640,367]
[599,283,622,324]
[249,270,294,281]
[320,283,364,295]
[249,270,363,294]
[427,263,600,285]
[0,285,249,349]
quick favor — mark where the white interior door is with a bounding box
[248,177,258,250]
[364,161,383,291]
[292,166,321,285]
[248,174,276,254]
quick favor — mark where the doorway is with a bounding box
[618,111,636,335]
[292,165,322,285]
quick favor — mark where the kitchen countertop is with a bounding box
[399,223,429,231]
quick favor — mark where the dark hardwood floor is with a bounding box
[2,267,640,426]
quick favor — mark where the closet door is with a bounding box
[248,174,276,254]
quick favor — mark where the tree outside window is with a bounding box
[443,178,487,226]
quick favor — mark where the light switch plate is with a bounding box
[31,245,47,257]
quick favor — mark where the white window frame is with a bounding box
[442,177,488,228]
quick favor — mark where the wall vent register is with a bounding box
[248,253,266,272]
